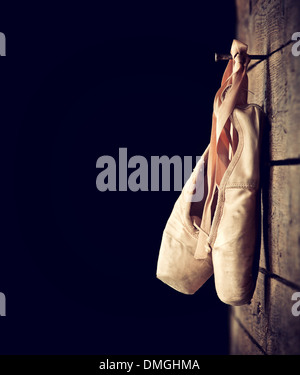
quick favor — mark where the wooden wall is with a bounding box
[230,0,300,355]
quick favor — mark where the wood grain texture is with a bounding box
[230,274,300,354]
[236,0,300,160]
[230,272,269,351]
[230,315,265,355]
[231,0,300,355]
[260,165,300,286]
[268,279,300,354]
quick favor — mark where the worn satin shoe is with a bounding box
[157,39,264,304]
[156,146,213,294]
[208,104,264,305]
[193,40,264,305]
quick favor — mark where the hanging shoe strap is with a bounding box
[194,39,250,259]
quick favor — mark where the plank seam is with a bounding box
[259,267,300,290]
[232,314,267,355]
[268,158,300,166]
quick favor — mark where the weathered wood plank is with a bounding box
[236,0,300,160]
[231,272,300,354]
[235,0,249,45]
[232,0,300,355]
[231,272,269,351]
[230,315,265,355]
[267,165,300,284]
[260,165,300,286]
[267,278,300,354]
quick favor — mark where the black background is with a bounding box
[0,1,236,354]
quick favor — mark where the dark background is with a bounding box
[0,2,236,354]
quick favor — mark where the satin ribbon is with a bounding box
[195,39,250,259]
